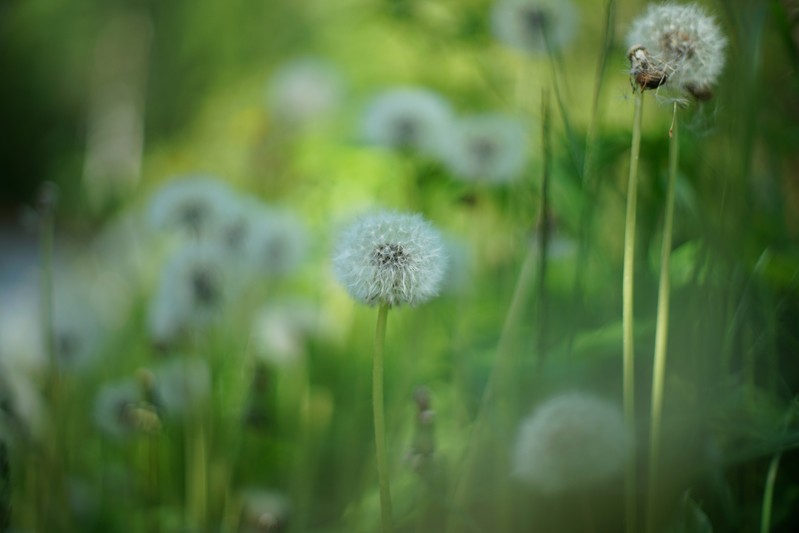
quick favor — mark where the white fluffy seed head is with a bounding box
[512,392,633,494]
[147,175,236,238]
[492,0,579,55]
[147,242,230,343]
[333,211,446,307]
[443,113,529,184]
[626,2,727,97]
[266,57,344,128]
[362,88,454,157]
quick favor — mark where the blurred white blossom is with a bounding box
[267,57,344,128]
[147,242,231,343]
[362,87,454,157]
[147,175,238,238]
[443,113,529,184]
[512,391,632,493]
[492,0,579,55]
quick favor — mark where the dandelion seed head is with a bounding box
[626,3,727,97]
[512,391,632,493]
[267,57,344,128]
[147,242,230,344]
[492,0,579,55]
[147,175,236,237]
[362,88,454,157]
[443,114,529,184]
[333,211,446,307]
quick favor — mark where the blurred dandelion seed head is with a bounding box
[267,57,344,128]
[491,0,579,55]
[147,175,236,237]
[443,113,529,184]
[512,391,632,493]
[362,88,454,157]
[147,242,231,343]
[333,211,446,307]
[626,2,727,98]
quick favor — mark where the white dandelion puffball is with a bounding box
[147,175,237,237]
[492,0,579,55]
[626,2,727,97]
[362,87,454,157]
[147,242,230,343]
[267,57,344,127]
[444,114,529,184]
[512,392,633,493]
[333,211,446,307]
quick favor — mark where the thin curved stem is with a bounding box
[623,88,644,533]
[760,451,782,533]
[646,103,679,533]
[373,303,394,533]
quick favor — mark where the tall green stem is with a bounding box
[760,451,782,533]
[536,88,552,361]
[187,335,208,530]
[623,89,644,533]
[646,103,679,533]
[373,303,394,533]
[187,402,208,530]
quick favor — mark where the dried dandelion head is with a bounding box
[626,2,727,99]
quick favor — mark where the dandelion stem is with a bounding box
[623,88,644,533]
[187,409,208,530]
[536,88,551,362]
[760,451,782,533]
[646,102,679,533]
[37,184,70,531]
[187,336,209,531]
[373,303,394,533]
